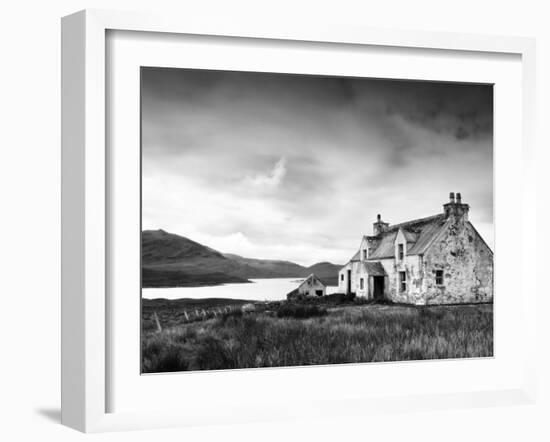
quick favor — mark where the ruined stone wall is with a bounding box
[382,255,425,305]
[422,220,493,304]
[298,277,326,297]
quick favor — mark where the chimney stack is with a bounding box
[373,214,389,236]
[443,192,469,220]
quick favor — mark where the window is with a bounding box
[341,274,344,281]
[435,270,444,285]
[363,249,367,260]
[360,278,364,290]
[399,271,407,292]
[398,243,404,260]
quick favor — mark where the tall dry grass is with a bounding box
[141,304,493,373]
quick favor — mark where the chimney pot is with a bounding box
[443,192,469,220]
[377,214,381,222]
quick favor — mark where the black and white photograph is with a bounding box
[2,0,547,439]
[140,67,494,373]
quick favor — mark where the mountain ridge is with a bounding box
[142,229,341,287]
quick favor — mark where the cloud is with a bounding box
[141,68,494,264]
[243,157,287,190]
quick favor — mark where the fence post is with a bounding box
[153,311,162,332]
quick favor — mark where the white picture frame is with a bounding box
[61,9,537,433]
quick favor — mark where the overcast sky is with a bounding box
[141,68,493,266]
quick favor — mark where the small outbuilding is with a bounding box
[287,274,326,301]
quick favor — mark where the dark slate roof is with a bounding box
[402,230,419,243]
[368,214,447,259]
[362,261,386,276]
[406,215,448,255]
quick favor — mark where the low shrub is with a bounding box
[276,303,328,319]
[219,309,243,323]
[352,297,373,306]
[318,293,350,304]
[346,292,356,301]
[194,336,234,370]
[418,307,446,321]
[291,293,357,305]
[141,340,189,373]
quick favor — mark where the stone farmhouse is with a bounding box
[287,274,326,300]
[338,193,493,305]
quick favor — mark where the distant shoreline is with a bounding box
[141,229,342,289]
[142,280,253,289]
[142,276,338,289]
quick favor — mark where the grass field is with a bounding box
[141,299,493,373]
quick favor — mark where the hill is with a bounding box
[305,262,342,286]
[142,229,342,288]
[222,253,306,278]
[142,229,225,264]
[142,230,252,287]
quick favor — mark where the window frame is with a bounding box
[435,270,444,286]
[399,271,407,292]
[398,243,404,260]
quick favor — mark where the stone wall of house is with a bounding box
[421,219,493,304]
[381,255,425,305]
[337,263,349,293]
[338,261,369,297]
[339,256,426,304]
[355,266,370,298]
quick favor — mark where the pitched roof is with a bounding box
[286,288,299,297]
[402,230,419,243]
[298,273,326,289]
[406,216,448,255]
[362,261,386,276]
[368,214,447,259]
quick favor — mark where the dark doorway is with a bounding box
[373,276,385,300]
[347,270,351,294]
